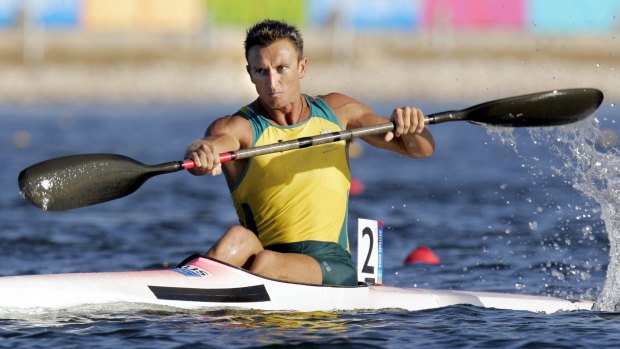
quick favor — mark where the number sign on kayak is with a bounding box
[357,218,383,285]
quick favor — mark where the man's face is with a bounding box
[246,39,307,109]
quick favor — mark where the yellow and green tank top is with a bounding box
[230,95,351,251]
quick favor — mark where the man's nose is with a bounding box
[266,70,278,89]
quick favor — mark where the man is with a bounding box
[185,19,435,286]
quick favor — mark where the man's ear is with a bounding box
[298,58,308,79]
[246,65,255,83]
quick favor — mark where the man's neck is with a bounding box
[256,95,307,126]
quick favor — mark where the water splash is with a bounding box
[529,119,620,310]
[548,126,619,311]
[489,116,620,310]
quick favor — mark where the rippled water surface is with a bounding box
[1,101,619,348]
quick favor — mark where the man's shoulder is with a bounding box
[318,92,362,109]
[318,92,349,104]
[318,92,367,115]
[208,114,252,137]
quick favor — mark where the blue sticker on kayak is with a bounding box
[174,265,211,277]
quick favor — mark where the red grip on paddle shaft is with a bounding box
[219,152,236,163]
[181,159,195,170]
[181,152,237,171]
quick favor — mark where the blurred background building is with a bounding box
[2,0,618,34]
[0,0,618,103]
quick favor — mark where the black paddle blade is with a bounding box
[18,154,183,211]
[429,88,604,127]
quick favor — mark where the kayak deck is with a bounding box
[0,255,594,314]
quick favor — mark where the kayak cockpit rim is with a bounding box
[178,253,371,289]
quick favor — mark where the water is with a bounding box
[0,101,619,348]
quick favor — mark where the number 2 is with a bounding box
[362,227,375,274]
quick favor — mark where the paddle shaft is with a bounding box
[215,122,395,165]
[188,113,458,168]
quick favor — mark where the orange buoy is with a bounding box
[350,177,365,195]
[404,246,440,265]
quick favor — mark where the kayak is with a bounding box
[0,254,593,314]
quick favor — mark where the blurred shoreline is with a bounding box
[0,30,618,105]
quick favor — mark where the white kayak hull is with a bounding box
[0,255,593,314]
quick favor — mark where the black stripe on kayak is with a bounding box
[148,284,271,303]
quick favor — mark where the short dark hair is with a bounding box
[244,19,304,61]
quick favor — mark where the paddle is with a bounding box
[18,88,604,211]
